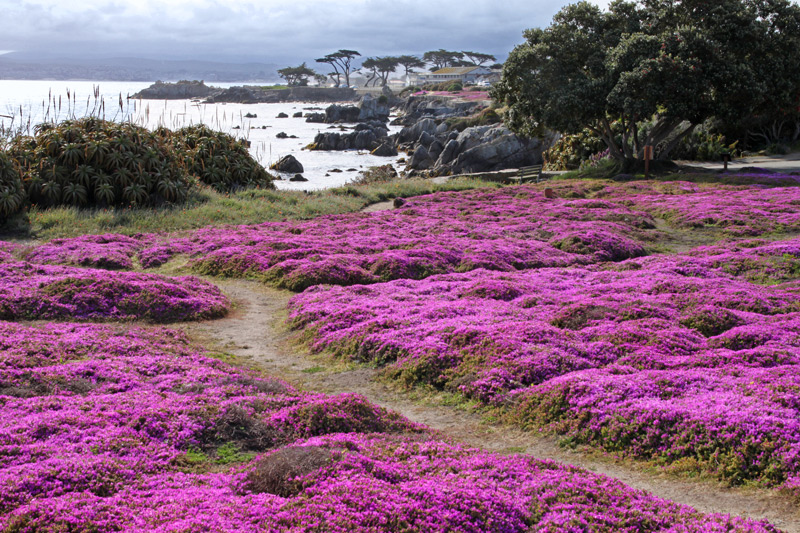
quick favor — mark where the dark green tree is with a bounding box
[494,0,800,164]
[396,55,426,77]
[315,50,361,87]
[277,63,316,86]
[461,51,496,66]
[422,49,464,70]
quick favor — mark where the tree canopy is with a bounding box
[315,50,361,87]
[396,55,426,77]
[493,0,800,163]
[277,63,316,86]
[360,57,400,87]
[461,51,497,66]
[423,49,465,70]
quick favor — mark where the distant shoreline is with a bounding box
[132,80,359,103]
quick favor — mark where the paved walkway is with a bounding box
[679,152,800,174]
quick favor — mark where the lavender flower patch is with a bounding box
[0,321,773,531]
[0,322,417,522]
[24,233,143,270]
[627,183,800,236]
[0,261,229,322]
[288,251,800,488]
[0,241,20,263]
[23,187,657,289]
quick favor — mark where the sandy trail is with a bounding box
[184,279,800,532]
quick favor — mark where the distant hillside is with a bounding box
[0,54,280,82]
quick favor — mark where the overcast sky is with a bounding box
[0,0,610,64]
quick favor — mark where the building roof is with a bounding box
[431,66,482,75]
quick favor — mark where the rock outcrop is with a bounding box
[391,95,486,126]
[309,121,389,151]
[132,80,218,100]
[270,155,304,174]
[405,124,544,175]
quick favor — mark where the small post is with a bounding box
[722,153,731,171]
[643,145,653,180]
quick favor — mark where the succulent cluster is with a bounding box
[6,117,193,208]
[0,119,275,215]
[0,150,24,219]
[163,125,274,192]
[0,322,776,532]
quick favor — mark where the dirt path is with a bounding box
[186,279,800,532]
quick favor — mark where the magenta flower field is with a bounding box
[0,261,228,322]
[2,179,799,530]
[0,322,771,531]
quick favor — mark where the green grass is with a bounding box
[2,177,498,240]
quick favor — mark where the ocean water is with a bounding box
[0,80,405,190]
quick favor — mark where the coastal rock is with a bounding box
[393,95,487,125]
[309,122,388,151]
[244,112,257,118]
[409,145,433,170]
[305,113,326,123]
[293,112,303,118]
[325,104,361,123]
[357,94,390,122]
[397,118,438,145]
[205,86,285,104]
[290,174,308,182]
[132,80,217,100]
[371,143,398,157]
[276,112,289,118]
[270,155,304,174]
[446,125,544,174]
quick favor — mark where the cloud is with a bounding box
[0,0,611,63]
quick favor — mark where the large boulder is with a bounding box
[404,124,544,174]
[393,95,487,125]
[357,94,390,122]
[447,126,544,174]
[397,118,438,145]
[270,155,304,174]
[309,122,388,151]
[371,143,398,157]
[325,104,361,123]
[409,145,434,170]
[305,112,326,123]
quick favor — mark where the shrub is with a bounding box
[245,446,334,496]
[0,150,25,219]
[162,125,274,192]
[446,107,501,132]
[350,164,398,185]
[7,117,192,208]
[543,129,608,170]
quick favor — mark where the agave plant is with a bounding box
[94,181,116,205]
[84,138,109,165]
[104,149,125,168]
[40,180,62,203]
[5,117,195,211]
[0,151,24,218]
[72,164,97,188]
[62,182,88,205]
[162,125,274,192]
[123,182,148,205]
[61,143,83,166]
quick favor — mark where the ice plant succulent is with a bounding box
[0,322,777,532]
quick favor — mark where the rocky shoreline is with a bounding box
[132,80,357,103]
[133,80,546,177]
